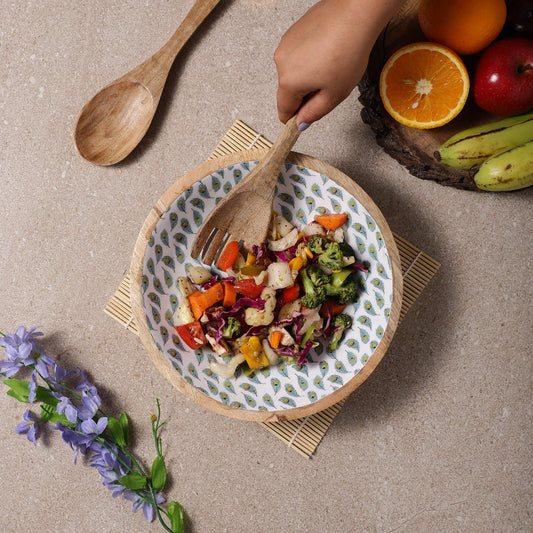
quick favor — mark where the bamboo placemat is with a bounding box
[104,120,440,459]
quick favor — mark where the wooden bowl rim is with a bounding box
[130,149,403,422]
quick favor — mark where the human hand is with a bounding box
[274,0,403,128]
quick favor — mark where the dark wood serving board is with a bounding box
[357,0,503,191]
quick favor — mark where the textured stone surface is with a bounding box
[0,2,531,532]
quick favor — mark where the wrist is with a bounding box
[320,0,404,39]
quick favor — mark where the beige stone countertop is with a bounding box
[1,1,531,532]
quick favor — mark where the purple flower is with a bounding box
[0,359,22,377]
[57,396,79,424]
[28,370,38,404]
[15,409,40,445]
[90,444,132,497]
[77,388,102,421]
[2,325,176,530]
[124,490,165,522]
[100,468,128,497]
[80,416,108,437]
[55,423,93,463]
[0,326,55,378]
[49,365,76,389]
[75,368,98,396]
[0,326,43,360]
[90,442,120,470]
[26,348,55,379]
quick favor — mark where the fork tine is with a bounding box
[212,231,231,266]
[191,222,217,259]
[192,226,218,264]
[201,228,227,266]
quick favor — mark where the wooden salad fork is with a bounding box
[191,115,301,265]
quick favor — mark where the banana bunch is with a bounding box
[435,110,533,191]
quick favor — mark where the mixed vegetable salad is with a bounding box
[173,212,369,379]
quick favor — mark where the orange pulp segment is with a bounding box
[379,42,470,129]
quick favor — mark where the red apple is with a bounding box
[474,38,533,116]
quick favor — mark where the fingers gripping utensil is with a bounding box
[191,115,301,265]
[74,0,221,166]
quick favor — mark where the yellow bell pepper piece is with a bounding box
[245,253,256,266]
[240,264,265,276]
[288,256,304,271]
[239,336,269,369]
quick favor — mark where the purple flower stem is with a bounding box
[149,484,173,533]
[71,430,144,477]
[39,372,108,419]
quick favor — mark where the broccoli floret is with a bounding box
[328,268,354,287]
[328,313,352,352]
[222,316,241,339]
[339,240,356,259]
[325,269,359,305]
[300,266,327,309]
[317,241,344,271]
[326,281,359,305]
[329,283,359,305]
[308,234,328,254]
[306,264,329,287]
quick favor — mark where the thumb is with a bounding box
[296,90,347,128]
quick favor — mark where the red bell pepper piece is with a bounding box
[175,321,207,350]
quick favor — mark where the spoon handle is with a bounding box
[257,115,301,189]
[159,0,222,64]
[137,0,222,97]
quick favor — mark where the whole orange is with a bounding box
[418,0,507,55]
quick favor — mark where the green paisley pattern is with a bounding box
[143,161,393,412]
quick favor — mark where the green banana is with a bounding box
[474,141,533,192]
[435,110,533,169]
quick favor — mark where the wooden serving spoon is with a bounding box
[74,0,221,166]
[191,115,301,265]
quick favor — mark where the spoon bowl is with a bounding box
[75,81,154,166]
[74,0,221,166]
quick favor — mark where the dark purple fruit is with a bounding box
[504,0,533,38]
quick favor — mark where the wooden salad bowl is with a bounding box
[358,0,505,190]
[130,149,403,422]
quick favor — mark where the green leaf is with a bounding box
[106,412,130,447]
[119,412,129,445]
[6,389,27,402]
[167,501,185,533]
[35,386,58,406]
[3,378,30,402]
[106,416,126,447]
[120,473,148,491]
[40,402,55,423]
[150,455,167,492]
[39,403,74,426]
[3,380,59,406]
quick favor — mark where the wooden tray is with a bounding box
[357,0,500,191]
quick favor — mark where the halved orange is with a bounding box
[379,42,470,129]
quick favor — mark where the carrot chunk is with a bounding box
[315,213,348,230]
[217,240,239,271]
[282,284,300,304]
[222,281,237,307]
[269,330,283,349]
[187,284,224,319]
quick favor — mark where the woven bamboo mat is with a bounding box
[104,120,440,459]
